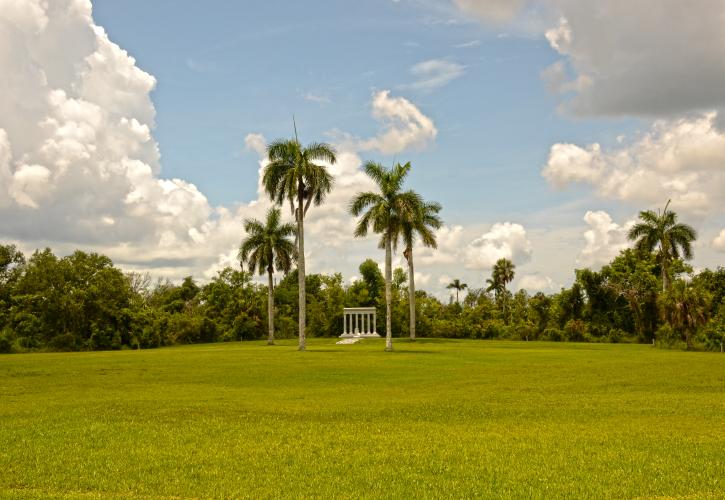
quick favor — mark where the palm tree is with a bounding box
[239,207,296,345]
[627,200,697,292]
[447,279,468,305]
[658,280,711,350]
[491,258,515,321]
[399,199,442,340]
[350,161,421,351]
[262,132,336,351]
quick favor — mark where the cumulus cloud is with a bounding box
[577,211,633,268]
[357,90,438,154]
[0,0,264,279]
[463,222,532,270]
[712,230,725,252]
[542,113,725,215]
[518,274,555,292]
[400,59,465,92]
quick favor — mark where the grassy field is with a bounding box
[1,339,724,499]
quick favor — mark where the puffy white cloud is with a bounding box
[357,90,437,154]
[518,274,555,292]
[712,230,725,252]
[463,222,532,270]
[542,113,725,215]
[452,0,525,23]
[577,211,633,268]
[400,59,465,92]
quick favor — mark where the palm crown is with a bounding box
[239,207,296,276]
[627,200,696,290]
[263,139,336,216]
[349,161,422,247]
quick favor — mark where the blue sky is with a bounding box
[1,0,723,294]
[92,0,634,217]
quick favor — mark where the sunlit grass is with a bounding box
[1,339,723,498]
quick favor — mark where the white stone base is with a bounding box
[336,338,361,345]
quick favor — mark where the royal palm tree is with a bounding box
[399,199,442,340]
[627,200,697,292]
[262,132,336,351]
[239,207,296,345]
[447,279,468,305]
[658,280,711,350]
[350,161,421,351]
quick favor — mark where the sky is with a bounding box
[1,0,724,298]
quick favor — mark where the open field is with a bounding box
[1,339,724,499]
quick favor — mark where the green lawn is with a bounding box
[1,339,724,499]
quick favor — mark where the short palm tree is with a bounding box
[658,280,711,350]
[627,200,697,291]
[447,279,468,305]
[350,161,421,351]
[399,199,442,340]
[491,258,515,320]
[262,134,336,351]
[239,207,296,345]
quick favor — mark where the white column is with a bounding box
[373,312,377,335]
[343,312,348,335]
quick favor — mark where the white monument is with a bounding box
[340,307,380,338]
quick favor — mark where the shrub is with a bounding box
[564,319,588,342]
[0,331,13,354]
[48,333,77,352]
[655,324,682,349]
[542,328,564,342]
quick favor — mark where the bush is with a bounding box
[606,328,629,344]
[655,324,683,349]
[48,333,77,352]
[542,328,564,342]
[698,319,724,352]
[564,319,588,342]
[0,331,13,354]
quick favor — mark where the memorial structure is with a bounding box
[340,307,380,338]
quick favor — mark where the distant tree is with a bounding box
[358,259,384,305]
[263,132,336,350]
[239,207,296,345]
[490,258,515,321]
[658,280,711,350]
[447,279,468,305]
[627,200,697,291]
[350,161,421,351]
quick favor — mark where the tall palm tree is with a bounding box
[491,258,515,321]
[627,200,697,292]
[262,133,336,351]
[399,199,442,340]
[447,279,468,305]
[239,207,296,345]
[350,161,421,351]
[658,280,711,350]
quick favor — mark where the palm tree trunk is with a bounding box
[456,289,459,304]
[297,188,306,351]
[267,268,275,345]
[406,246,416,341]
[662,259,669,292]
[385,236,393,351]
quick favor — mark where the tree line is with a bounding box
[0,133,723,353]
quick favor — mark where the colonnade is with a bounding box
[340,307,379,337]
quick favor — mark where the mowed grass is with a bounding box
[1,339,724,499]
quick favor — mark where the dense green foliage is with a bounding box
[1,340,723,498]
[0,242,723,353]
